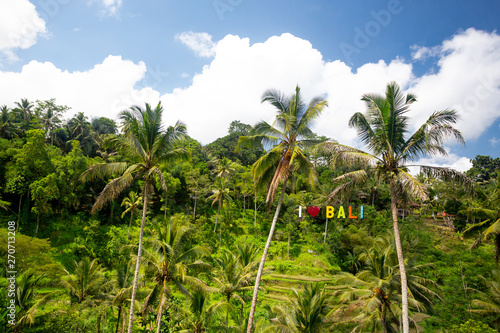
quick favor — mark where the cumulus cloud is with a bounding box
[0,0,46,62]
[0,55,159,120]
[2,29,500,174]
[490,137,500,147]
[88,0,123,17]
[175,32,216,58]
[162,33,413,146]
[410,151,473,173]
[409,28,500,140]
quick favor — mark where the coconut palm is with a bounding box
[209,177,232,233]
[14,272,56,328]
[238,85,327,332]
[269,283,331,333]
[213,249,255,326]
[331,237,441,333]
[469,268,500,328]
[111,260,134,333]
[121,191,143,240]
[319,81,471,332]
[80,102,187,333]
[463,176,500,263]
[213,156,237,179]
[62,257,108,305]
[13,98,34,123]
[141,216,210,333]
[179,285,230,333]
[0,105,16,139]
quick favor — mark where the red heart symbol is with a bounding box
[307,206,320,218]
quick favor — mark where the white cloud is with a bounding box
[2,29,500,176]
[0,55,159,120]
[0,0,46,62]
[490,137,500,147]
[88,0,122,17]
[176,32,216,58]
[409,28,500,140]
[410,45,440,61]
[162,33,413,146]
[409,151,472,174]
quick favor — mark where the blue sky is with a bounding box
[1,0,500,171]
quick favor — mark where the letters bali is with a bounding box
[299,206,364,219]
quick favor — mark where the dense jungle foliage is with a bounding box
[0,85,499,332]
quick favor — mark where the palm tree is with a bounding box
[270,283,331,333]
[469,268,500,329]
[331,237,441,333]
[213,156,237,179]
[13,98,34,123]
[463,176,500,262]
[179,285,230,333]
[111,260,134,333]
[209,177,232,233]
[319,81,471,333]
[238,85,327,332]
[80,102,187,333]
[121,191,143,240]
[141,216,210,333]
[213,249,254,326]
[13,272,56,328]
[0,105,16,139]
[63,257,107,305]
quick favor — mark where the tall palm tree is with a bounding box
[209,177,232,233]
[141,217,210,333]
[319,81,472,332]
[238,85,327,332]
[121,191,143,240]
[80,102,187,333]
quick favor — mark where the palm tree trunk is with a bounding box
[35,214,40,236]
[247,177,288,333]
[323,218,328,243]
[127,212,134,240]
[380,304,387,333]
[115,305,122,333]
[127,182,149,333]
[156,277,167,333]
[254,189,257,235]
[214,201,221,232]
[226,294,230,326]
[389,177,409,333]
[193,196,197,221]
[287,233,290,260]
